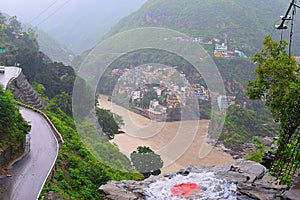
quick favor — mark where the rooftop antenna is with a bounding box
[276,0,300,57]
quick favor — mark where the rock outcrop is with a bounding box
[99,160,292,200]
[8,73,47,109]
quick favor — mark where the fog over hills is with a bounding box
[0,0,147,54]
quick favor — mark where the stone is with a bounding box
[99,181,144,200]
[98,160,289,200]
[163,173,176,179]
[177,167,191,176]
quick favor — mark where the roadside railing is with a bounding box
[15,101,65,146]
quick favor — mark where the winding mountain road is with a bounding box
[0,108,59,200]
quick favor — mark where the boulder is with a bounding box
[99,160,288,200]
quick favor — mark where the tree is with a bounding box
[167,107,181,121]
[9,16,21,31]
[52,92,72,116]
[0,84,18,129]
[141,88,158,108]
[96,108,123,139]
[247,36,300,145]
[0,84,31,158]
[247,35,300,183]
[130,146,163,178]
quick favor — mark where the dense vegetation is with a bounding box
[96,107,124,139]
[1,12,144,198]
[21,22,75,65]
[35,28,74,65]
[220,105,278,151]
[0,13,76,115]
[92,0,291,149]
[41,105,142,199]
[0,85,31,169]
[247,36,300,184]
[130,146,163,178]
[1,0,299,196]
[214,57,280,149]
[104,0,297,55]
[95,46,277,148]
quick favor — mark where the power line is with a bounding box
[35,0,72,27]
[30,0,60,24]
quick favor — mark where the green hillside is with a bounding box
[93,0,288,149]
[0,85,31,174]
[104,0,293,55]
[36,29,75,66]
[0,12,143,199]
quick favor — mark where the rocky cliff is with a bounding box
[99,160,299,200]
[8,72,47,109]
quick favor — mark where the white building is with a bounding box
[131,90,141,100]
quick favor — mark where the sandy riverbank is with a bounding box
[98,95,234,174]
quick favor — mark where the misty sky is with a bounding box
[0,0,146,25]
[0,0,147,53]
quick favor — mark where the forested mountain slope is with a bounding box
[0,85,31,174]
[104,0,299,55]
[0,12,143,199]
[92,0,286,151]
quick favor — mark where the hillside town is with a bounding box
[110,64,235,120]
[167,35,247,58]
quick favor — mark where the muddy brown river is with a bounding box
[98,95,234,173]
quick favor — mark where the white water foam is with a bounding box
[145,172,237,200]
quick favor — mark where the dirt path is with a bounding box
[98,95,234,174]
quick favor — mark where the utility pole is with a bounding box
[276,0,300,57]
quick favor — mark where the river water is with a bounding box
[98,95,234,174]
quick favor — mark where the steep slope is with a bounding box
[0,12,143,199]
[36,29,75,65]
[91,0,285,152]
[104,0,292,55]
[0,85,31,174]
[3,12,74,65]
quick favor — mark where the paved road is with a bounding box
[0,108,59,200]
[0,67,21,89]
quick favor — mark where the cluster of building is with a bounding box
[111,68,124,76]
[165,36,247,58]
[112,63,238,119]
[193,84,210,101]
[0,23,24,38]
[113,65,211,120]
[213,38,246,58]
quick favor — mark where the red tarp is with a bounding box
[171,182,201,197]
